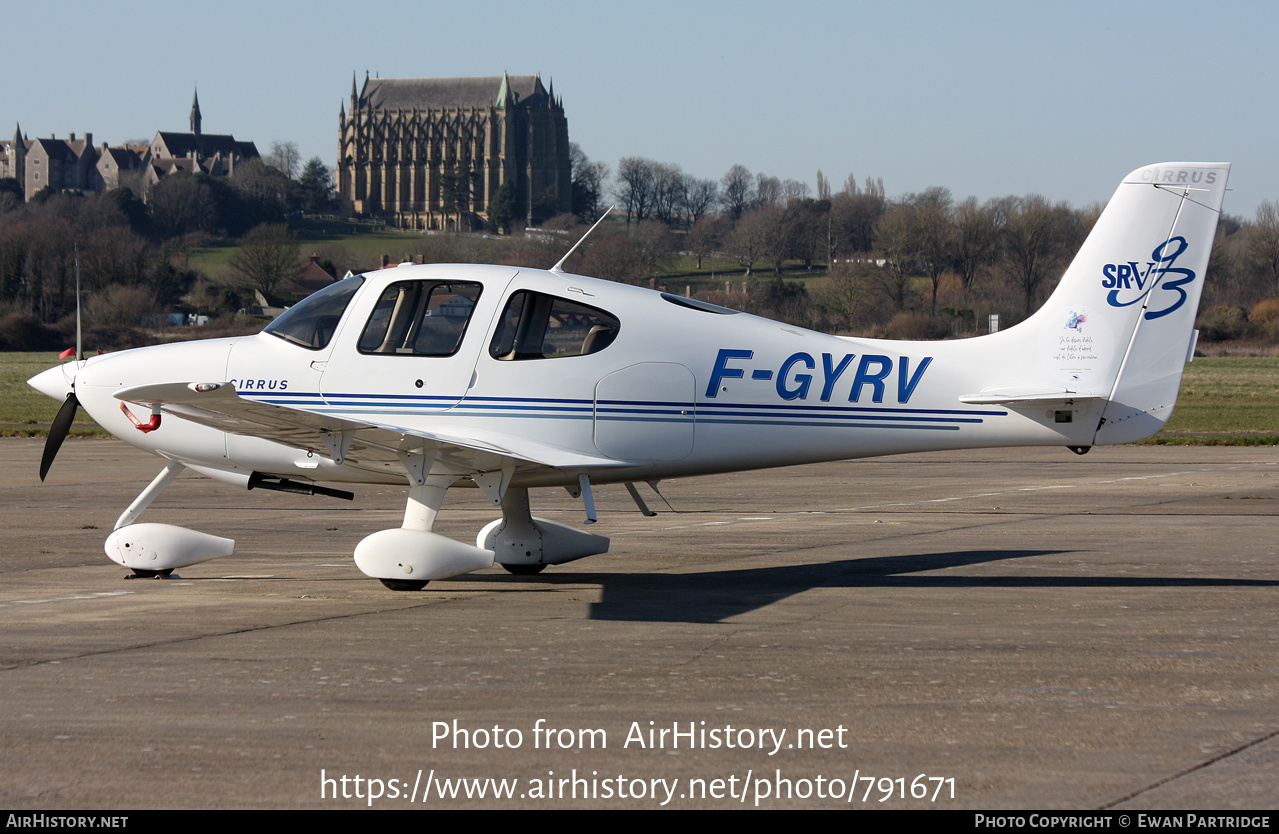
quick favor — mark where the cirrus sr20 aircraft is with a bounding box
[30,162,1229,590]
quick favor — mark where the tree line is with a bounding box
[560,149,1279,345]
[0,143,335,349]
[3,138,1278,352]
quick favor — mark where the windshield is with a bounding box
[264,277,364,350]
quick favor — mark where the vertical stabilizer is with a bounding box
[996,163,1229,445]
[1088,164,1229,443]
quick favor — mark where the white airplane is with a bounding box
[29,161,1229,590]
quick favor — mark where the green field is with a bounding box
[1,352,108,437]
[5,353,1277,444]
[184,219,816,287]
[186,220,428,278]
[1144,356,1279,444]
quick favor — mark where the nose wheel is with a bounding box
[379,578,429,591]
[502,563,546,575]
[126,568,174,579]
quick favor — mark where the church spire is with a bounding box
[495,71,511,108]
[190,87,202,135]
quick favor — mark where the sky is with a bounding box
[7,0,1276,218]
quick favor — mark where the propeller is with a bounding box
[39,244,84,482]
[40,392,80,481]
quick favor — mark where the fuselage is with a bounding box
[43,262,1100,490]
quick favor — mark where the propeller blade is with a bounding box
[40,393,79,482]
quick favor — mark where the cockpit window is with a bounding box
[489,290,620,360]
[264,277,364,350]
[358,280,482,356]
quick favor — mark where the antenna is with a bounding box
[74,243,82,364]
[550,206,614,275]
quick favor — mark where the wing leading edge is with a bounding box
[112,382,626,484]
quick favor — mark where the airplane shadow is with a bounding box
[476,549,1279,624]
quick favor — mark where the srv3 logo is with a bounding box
[1101,236,1195,320]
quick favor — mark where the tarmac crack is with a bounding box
[0,601,444,672]
[1101,723,1279,809]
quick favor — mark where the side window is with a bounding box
[358,280,482,356]
[489,291,620,360]
[264,277,364,350]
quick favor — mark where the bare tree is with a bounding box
[267,141,301,180]
[780,179,810,202]
[147,175,216,241]
[813,262,866,330]
[754,174,782,209]
[830,189,885,255]
[650,162,685,226]
[816,170,831,201]
[719,164,754,220]
[873,202,919,310]
[952,196,1003,302]
[1204,220,1246,307]
[687,215,730,269]
[229,223,301,299]
[578,235,650,285]
[727,208,772,275]
[752,205,791,274]
[1246,200,1279,296]
[86,284,155,326]
[570,143,609,221]
[631,221,676,276]
[682,176,719,227]
[1001,195,1078,317]
[911,187,954,313]
[782,198,828,269]
[615,157,657,225]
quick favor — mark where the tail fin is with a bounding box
[1005,162,1229,444]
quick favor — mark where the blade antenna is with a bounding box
[550,206,614,275]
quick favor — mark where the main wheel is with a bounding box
[129,568,174,578]
[502,563,546,576]
[380,578,429,591]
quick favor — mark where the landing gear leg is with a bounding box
[116,461,185,530]
[377,478,451,591]
[354,467,495,590]
[479,487,610,574]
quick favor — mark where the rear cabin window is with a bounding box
[264,277,364,350]
[358,280,482,356]
[489,291,620,360]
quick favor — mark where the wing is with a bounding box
[113,382,625,488]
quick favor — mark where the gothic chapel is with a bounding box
[337,72,571,230]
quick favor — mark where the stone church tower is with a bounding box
[338,72,571,231]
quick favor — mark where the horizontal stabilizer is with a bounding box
[958,386,1102,406]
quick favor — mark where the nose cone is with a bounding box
[29,362,76,401]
